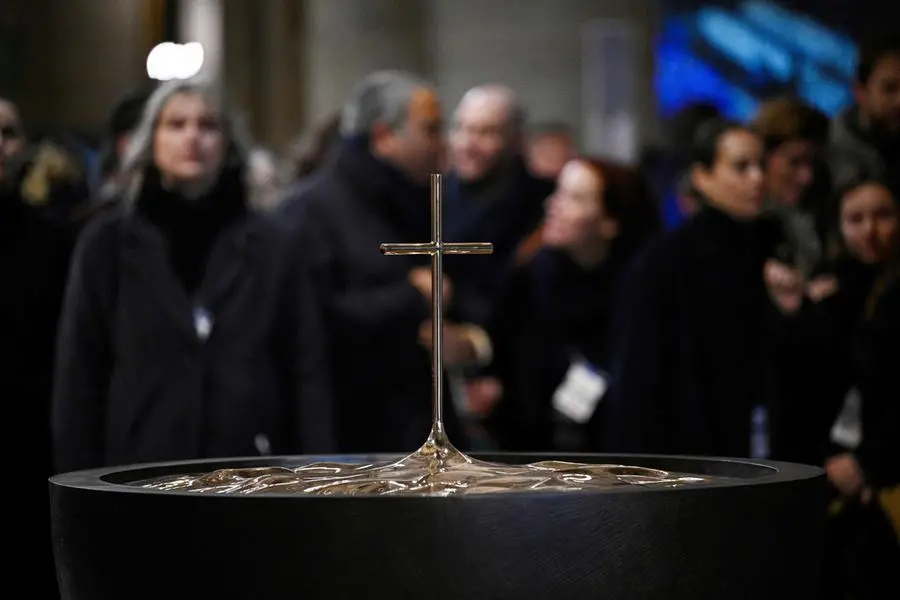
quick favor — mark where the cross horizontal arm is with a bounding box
[380,242,494,256]
[380,243,438,256]
[442,242,494,255]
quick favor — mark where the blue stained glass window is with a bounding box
[656,35,759,121]
[739,1,857,79]
[697,8,794,83]
[656,1,857,121]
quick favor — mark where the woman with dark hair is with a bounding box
[815,172,900,494]
[752,97,831,276]
[52,79,332,473]
[474,156,660,452]
[603,119,784,457]
[766,168,900,597]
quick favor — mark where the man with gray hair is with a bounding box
[287,70,485,453]
[339,69,444,185]
[444,84,555,325]
[448,84,525,182]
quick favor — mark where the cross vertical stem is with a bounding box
[379,173,492,451]
[430,173,444,432]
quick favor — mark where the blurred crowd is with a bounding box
[4,33,899,599]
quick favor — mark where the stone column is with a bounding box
[222,0,305,152]
[18,0,148,132]
[178,0,224,84]
[301,0,428,129]
[427,0,661,156]
[256,0,306,152]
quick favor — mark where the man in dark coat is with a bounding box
[1,97,74,600]
[829,35,900,197]
[284,71,488,454]
[443,85,556,326]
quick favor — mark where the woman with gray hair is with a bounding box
[52,79,333,473]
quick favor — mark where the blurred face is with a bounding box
[449,91,513,182]
[543,160,615,250]
[692,129,765,219]
[840,183,898,265]
[374,87,443,185]
[153,92,226,189]
[765,140,817,207]
[0,100,25,184]
[528,134,576,179]
[856,53,900,136]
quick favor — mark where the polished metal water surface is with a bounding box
[142,449,709,496]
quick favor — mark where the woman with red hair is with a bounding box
[473,156,660,452]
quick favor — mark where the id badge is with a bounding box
[552,358,608,424]
[830,387,862,449]
[193,306,214,341]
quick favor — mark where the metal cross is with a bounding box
[380,173,493,435]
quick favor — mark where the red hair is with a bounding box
[515,157,661,264]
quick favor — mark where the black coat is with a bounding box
[1,183,74,600]
[444,157,555,325]
[52,167,332,473]
[774,258,900,487]
[604,206,784,457]
[848,277,900,487]
[286,142,466,454]
[1,186,73,472]
[483,246,632,452]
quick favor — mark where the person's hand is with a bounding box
[417,321,476,367]
[861,487,873,505]
[764,259,804,314]
[825,452,865,498]
[806,274,839,303]
[408,267,452,307]
[466,377,503,417]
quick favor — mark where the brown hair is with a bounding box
[515,157,661,264]
[828,170,900,319]
[752,98,829,154]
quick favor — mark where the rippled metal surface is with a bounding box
[140,427,711,496]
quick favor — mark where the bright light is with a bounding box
[146,42,205,81]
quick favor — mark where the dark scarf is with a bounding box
[693,201,784,264]
[134,165,247,293]
[445,154,546,247]
[336,136,429,242]
[529,245,631,367]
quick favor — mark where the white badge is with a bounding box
[830,387,863,449]
[254,433,272,456]
[552,359,608,424]
[193,307,214,341]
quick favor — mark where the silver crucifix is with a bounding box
[380,173,493,436]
